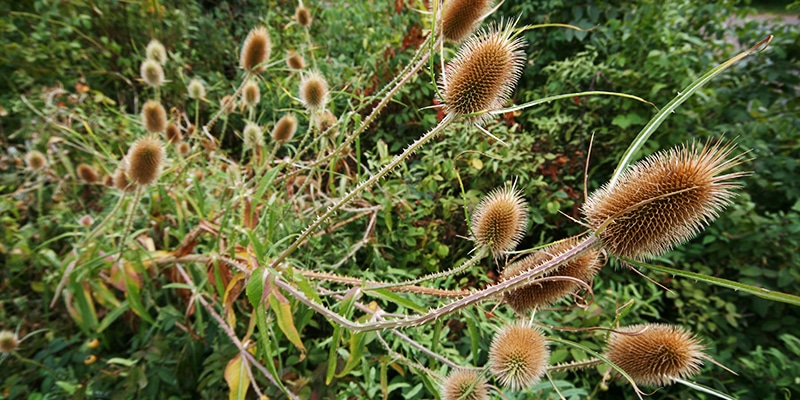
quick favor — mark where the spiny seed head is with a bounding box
[113,163,134,193]
[125,136,165,186]
[299,71,329,111]
[440,20,526,123]
[441,369,489,400]
[220,95,236,114]
[272,113,298,144]
[76,163,99,183]
[607,324,706,387]
[79,215,94,228]
[286,50,305,70]
[489,323,549,390]
[0,330,19,353]
[146,39,167,64]
[582,139,747,260]
[442,0,494,43]
[25,150,47,171]
[187,79,206,100]
[243,121,264,148]
[316,109,338,135]
[142,100,167,133]
[165,123,181,144]
[140,59,165,87]
[177,142,191,157]
[240,26,271,73]
[502,236,603,314]
[242,80,261,108]
[471,184,528,256]
[295,6,312,27]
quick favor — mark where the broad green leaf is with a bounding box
[255,303,290,394]
[268,291,307,357]
[246,267,267,307]
[224,353,250,400]
[336,331,368,378]
[365,288,427,314]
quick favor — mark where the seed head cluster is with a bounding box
[471,184,528,256]
[165,123,182,144]
[142,100,167,133]
[187,79,206,100]
[0,330,19,353]
[125,136,165,186]
[442,0,493,43]
[489,323,549,390]
[441,369,489,400]
[243,122,264,148]
[295,6,312,27]
[243,80,261,108]
[286,51,305,70]
[299,71,329,111]
[272,113,298,144]
[146,39,167,64]
[76,163,99,183]
[25,150,47,171]
[140,59,165,87]
[240,26,271,74]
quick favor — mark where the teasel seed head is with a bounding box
[582,139,747,260]
[489,323,549,390]
[286,50,305,70]
[187,79,206,100]
[440,20,526,124]
[272,113,298,144]
[76,163,99,183]
[242,80,261,108]
[299,71,329,112]
[0,330,19,353]
[142,100,167,133]
[145,39,167,64]
[441,369,489,400]
[606,324,706,387]
[25,150,47,171]
[79,215,94,228]
[177,142,191,157]
[295,6,312,27]
[471,184,528,256]
[220,95,236,114]
[125,136,165,186]
[501,236,603,314]
[243,121,264,148]
[240,26,271,74]
[442,0,494,43]
[113,163,135,193]
[165,123,182,144]
[140,59,165,87]
[316,109,337,135]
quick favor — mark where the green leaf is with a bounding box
[365,288,427,314]
[327,289,358,384]
[255,303,290,394]
[246,267,267,307]
[336,331,368,378]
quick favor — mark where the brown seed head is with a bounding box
[272,113,298,144]
[187,79,206,100]
[146,39,167,64]
[76,163,99,183]
[440,21,526,123]
[442,0,493,43]
[606,324,706,387]
[489,323,549,390]
[316,109,338,135]
[79,215,94,228]
[140,59,165,87]
[113,163,134,193]
[220,95,236,114]
[142,100,167,133]
[295,6,312,27]
[286,51,305,70]
[177,142,191,157]
[25,150,47,171]
[243,80,261,108]
[165,123,182,144]
[582,139,747,260]
[471,184,528,255]
[125,136,165,186]
[441,369,489,400]
[240,26,271,73]
[0,330,19,353]
[501,236,603,314]
[299,71,329,111]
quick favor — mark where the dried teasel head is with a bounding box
[140,59,165,87]
[240,26,271,74]
[606,323,706,387]
[442,0,494,43]
[187,79,206,100]
[471,184,528,256]
[440,20,526,124]
[113,163,134,193]
[441,369,489,400]
[242,80,261,108]
[582,139,747,260]
[141,100,167,133]
[243,121,264,148]
[0,330,19,353]
[286,50,305,70]
[76,163,99,183]
[501,236,603,314]
[25,150,47,171]
[299,71,329,112]
[177,142,191,158]
[165,123,182,144]
[125,136,165,186]
[220,95,236,114]
[315,109,337,135]
[489,323,549,390]
[146,39,167,64]
[295,6,312,27]
[272,113,298,144]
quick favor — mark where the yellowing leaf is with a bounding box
[224,353,250,400]
[268,291,306,359]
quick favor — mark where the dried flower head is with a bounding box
[442,0,494,43]
[177,142,191,157]
[125,136,165,186]
[113,163,134,193]
[25,150,47,171]
[243,122,264,148]
[142,100,167,133]
[187,79,206,100]
[140,59,165,87]
[582,140,746,260]
[501,236,603,314]
[471,184,528,255]
[146,39,167,64]
[240,26,271,74]
[295,6,312,27]
[440,21,526,123]
[272,113,298,144]
[316,109,338,135]
[79,215,94,228]
[489,323,549,390]
[0,330,19,353]
[441,369,489,400]
[220,95,236,114]
[76,163,99,183]
[242,80,261,108]
[606,324,706,387]
[165,123,182,144]
[299,71,329,111]
[286,50,305,70]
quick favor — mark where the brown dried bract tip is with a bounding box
[442,0,494,43]
[25,150,47,171]
[242,80,261,108]
[501,236,603,314]
[240,26,271,74]
[606,324,706,387]
[286,51,305,70]
[582,139,747,260]
[125,136,165,186]
[299,71,329,111]
[140,59,164,87]
[165,123,181,144]
[471,184,528,256]
[142,100,167,133]
[76,163,99,183]
[295,6,312,27]
[489,323,549,390]
[146,39,167,65]
[441,369,489,400]
[440,20,526,124]
[272,113,298,144]
[0,330,19,353]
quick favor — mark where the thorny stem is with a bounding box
[302,270,472,298]
[203,72,252,141]
[363,246,488,292]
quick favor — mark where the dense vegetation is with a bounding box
[1,0,798,399]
